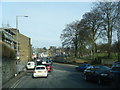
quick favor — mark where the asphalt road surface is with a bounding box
[10,63,113,88]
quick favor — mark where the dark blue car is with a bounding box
[111,62,120,75]
[75,63,91,72]
[110,62,120,88]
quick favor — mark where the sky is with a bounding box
[1,1,94,48]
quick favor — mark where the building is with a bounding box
[0,27,32,66]
[0,28,17,50]
[18,33,32,65]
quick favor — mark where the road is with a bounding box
[10,63,113,88]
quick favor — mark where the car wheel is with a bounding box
[97,77,102,85]
[84,75,89,81]
[32,75,35,78]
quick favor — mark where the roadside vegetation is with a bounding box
[60,2,120,65]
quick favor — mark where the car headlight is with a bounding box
[100,73,108,76]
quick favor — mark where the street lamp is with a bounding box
[16,15,28,60]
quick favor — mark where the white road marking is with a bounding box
[11,76,26,88]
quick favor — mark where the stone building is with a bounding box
[0,27,32,70]
[0,28,17,50]
[18,33,32,66]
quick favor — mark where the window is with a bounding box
[36,67,45,70]
[86,66,93,70]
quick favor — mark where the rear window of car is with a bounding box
[46,65,50,67]
[28,63,31,65]
[36,67,45,70]
[27,62,34,65]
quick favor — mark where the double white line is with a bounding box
[10,76,26,88]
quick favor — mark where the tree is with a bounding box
[77,19,92,57]
[60,21,79,57]
[80,8,103,59]
[96,2,118,58]
[116,1,120,61]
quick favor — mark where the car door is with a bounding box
[85,66,94,79]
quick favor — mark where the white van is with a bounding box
[26,61,35,70]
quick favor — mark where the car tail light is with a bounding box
[34,71,36,73]
[47,67,50,68]
[44,71,46,73]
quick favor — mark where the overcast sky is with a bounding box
[1,1,93,48]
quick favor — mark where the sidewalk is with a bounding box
[2,71,27,89]
[0,66,2,90]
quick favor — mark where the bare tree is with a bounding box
[60,21,79,57]
[96,2,118,58]
[77,19,92,57]
[117,1,120,61]
[80,8,103,59]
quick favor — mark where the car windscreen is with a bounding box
[112,64,120,67]
[36,67,45,70]
[95,66,110,71]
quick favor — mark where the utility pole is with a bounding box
[16,15,28,60]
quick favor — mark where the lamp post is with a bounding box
[16,15,28,60]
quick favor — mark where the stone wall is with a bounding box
[101,59,117,65]
[2,58,17,85]
[1,41,17,85]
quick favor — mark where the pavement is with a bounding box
[2,71,27,89]
[0,66,2,90]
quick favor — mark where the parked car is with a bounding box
[75,63,91,72]
[110,62,120,88]
[111,62,120,74]
[26,61,35,70]
[33,65,48,78]
[84,65,112,84]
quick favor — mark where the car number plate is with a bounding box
[38,71,42,73]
